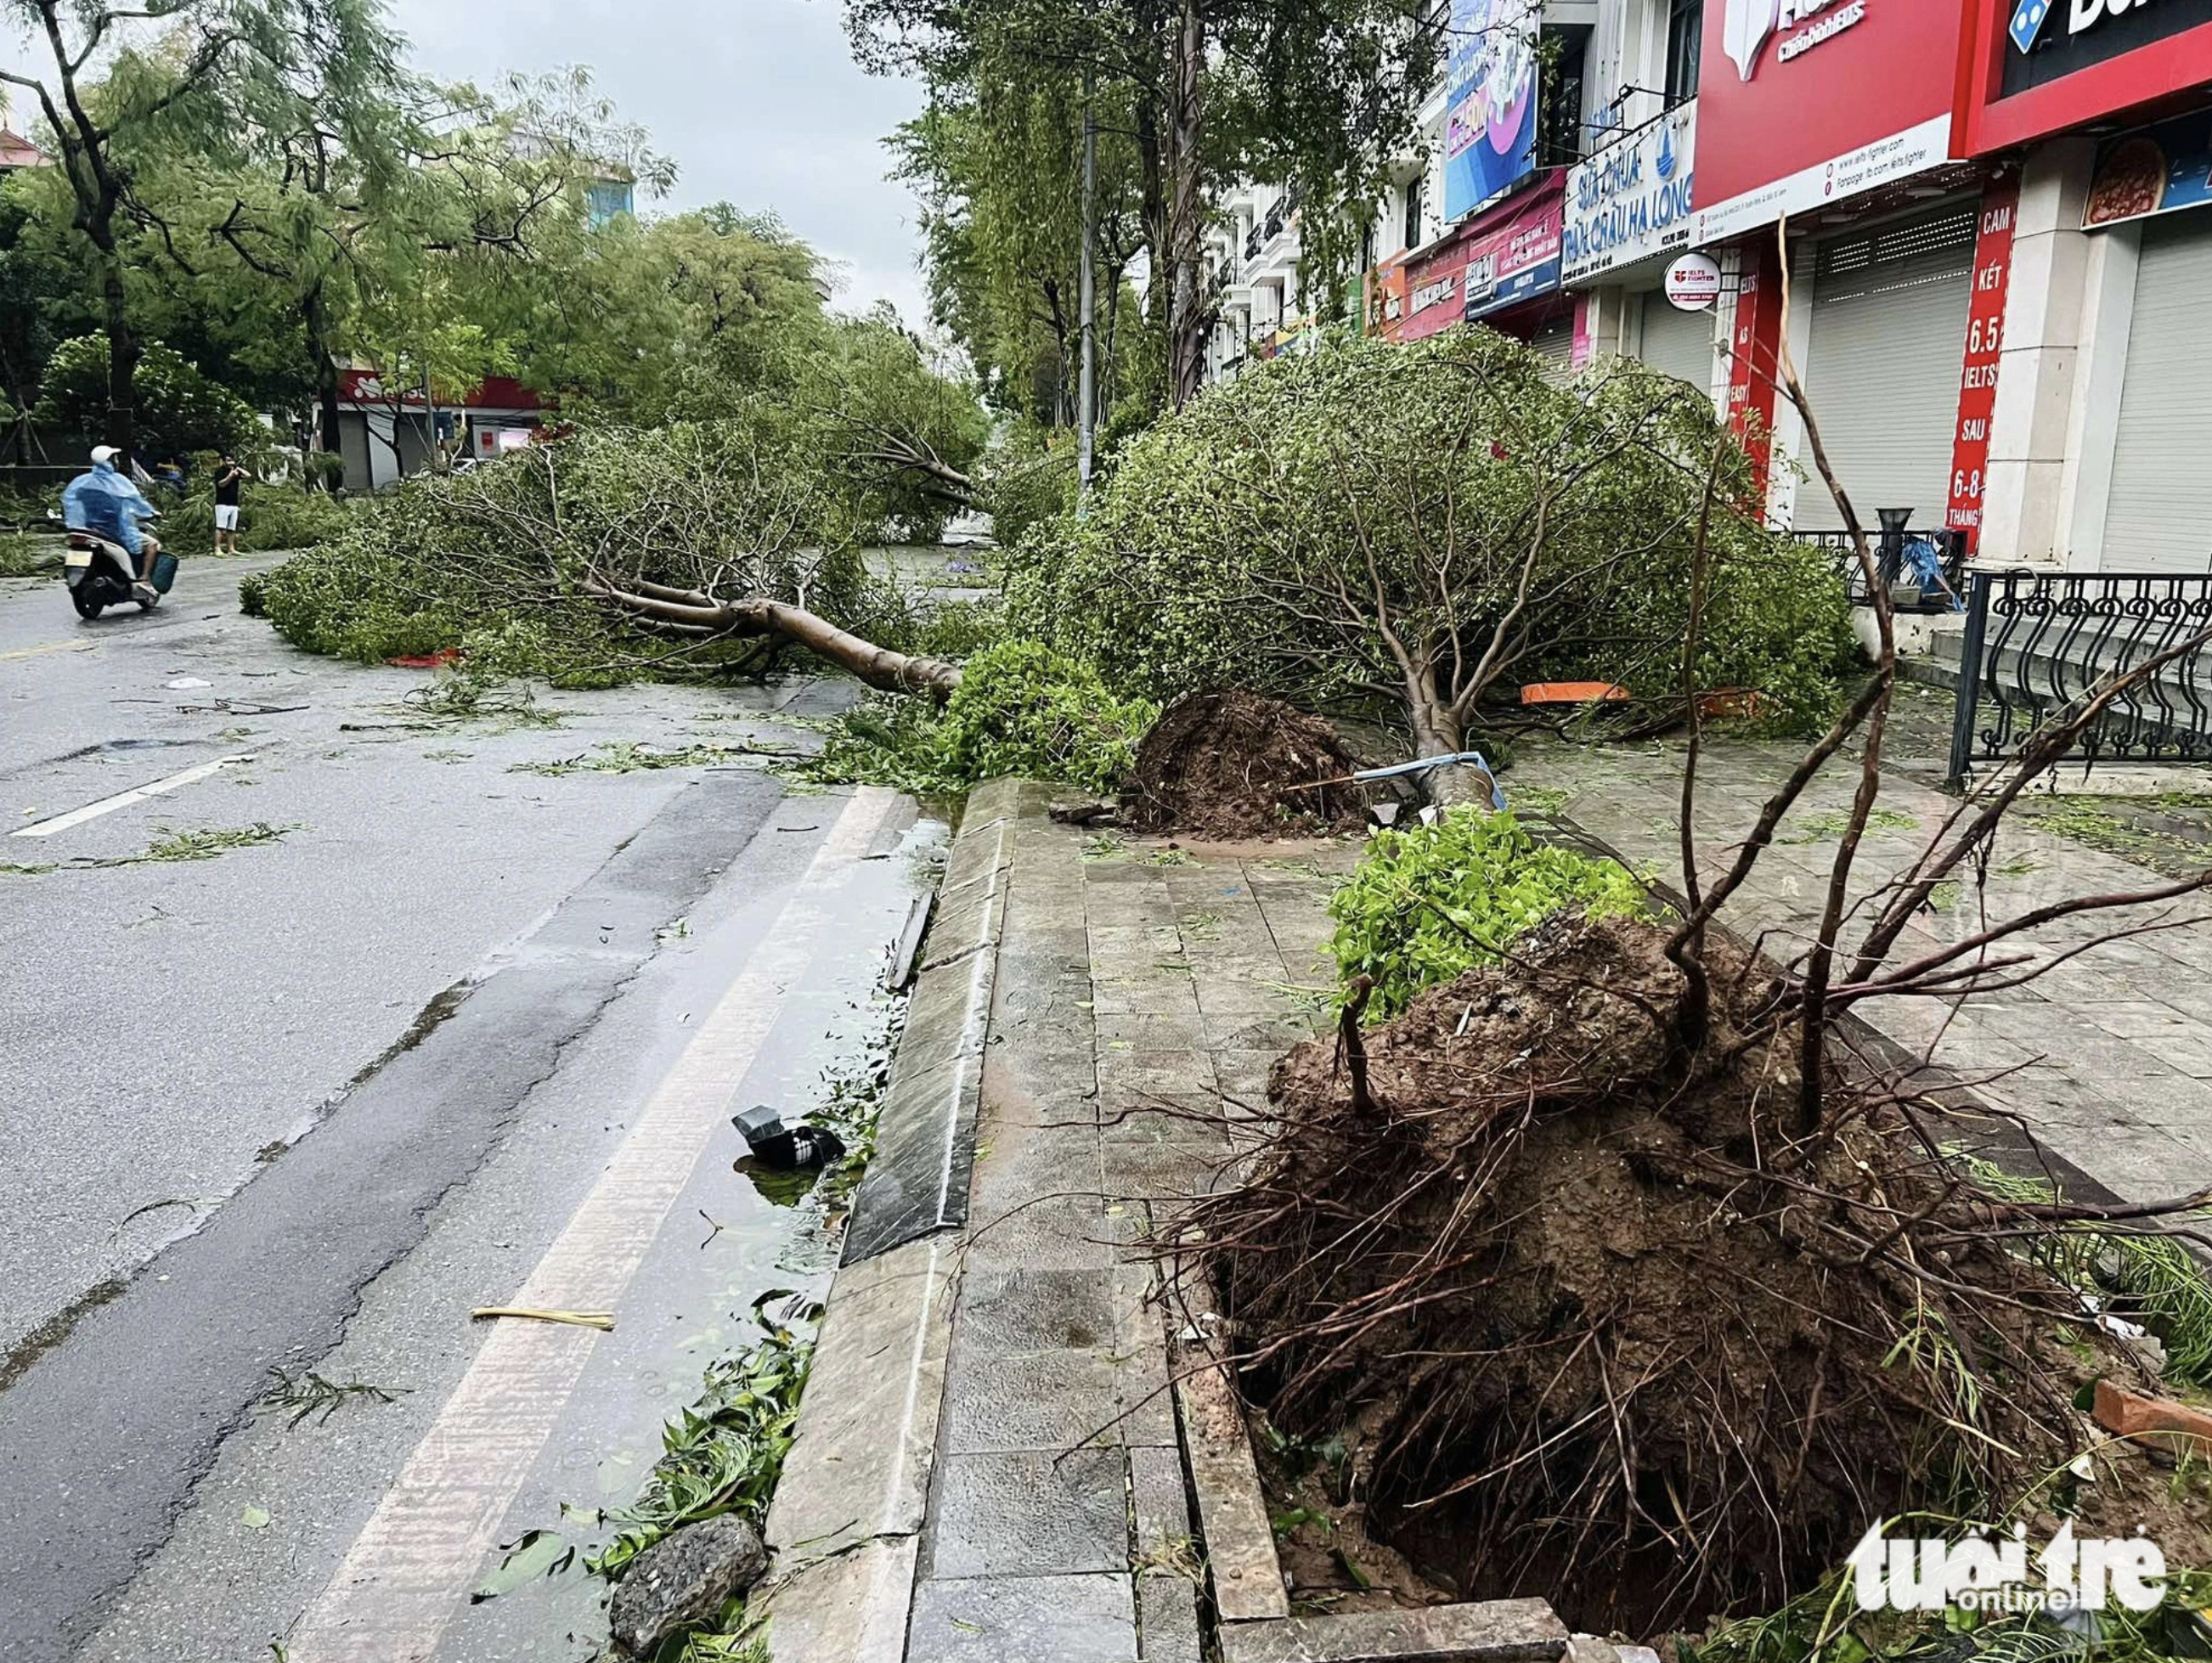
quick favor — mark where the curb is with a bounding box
[755,779,1019,1659]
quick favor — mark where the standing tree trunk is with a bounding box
[304,282,344,468]
[96,241,138,455]
[1165,0,1207,410]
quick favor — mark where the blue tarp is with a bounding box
[61,461,159,558]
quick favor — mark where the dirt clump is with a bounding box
[1187,914,2164,1638]
[1122,690,1374,838]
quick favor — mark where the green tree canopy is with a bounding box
[1006,330,1858,750]
[849,0,1442,412]
[35,334,258,454]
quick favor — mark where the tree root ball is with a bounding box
[1121,690,1373,839]
[1188,915,2136,1638]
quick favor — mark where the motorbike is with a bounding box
[63,530,176,621]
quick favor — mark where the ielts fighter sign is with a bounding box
[1694,0,1967,241]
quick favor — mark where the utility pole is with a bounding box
[1076,59,1098,509]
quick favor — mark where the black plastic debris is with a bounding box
[732,1104,845,1170]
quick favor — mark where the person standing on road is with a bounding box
[213,453,248,554]
[62,446,164,603]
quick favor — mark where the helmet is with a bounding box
[90,445,120,466]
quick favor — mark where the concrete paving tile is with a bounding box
[1092,977,1206,1017]
[2072,1001,2206,1041]
[1101,1092,1233,1142]
[1202,1013,1314,1052]
[2035,1126,2198,1204]
[923,1450,1132,1579]
[964,1194,1117,1274]
[1131,1446,1193,1561]
[1137,1573,1204,1663]
[1098,1049,1219,1096]
[957,1266,1118,1353]
[908,1574,1138,1663]
[1193,978,1304,1018]
[944,1344,1127,1454]
[1098,1013,1213,1051]
[970,1124,1103,1221]
[1102,1137,1233,1208]
[2089,1072,2212,1134]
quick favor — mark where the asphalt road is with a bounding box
[0,553,930,1659]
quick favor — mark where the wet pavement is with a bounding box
[759,786,1363,1663]
[0,555,944,1659]
[1511,735,2212,1205]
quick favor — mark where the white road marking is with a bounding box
[9,755,255,838]
[285,787,900,1663]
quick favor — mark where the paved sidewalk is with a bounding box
[762,786,1357,1662]
[1512,739,2212,1204]
[911,809,1355,1661]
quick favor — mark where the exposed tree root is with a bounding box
[1183,913,2180,1637]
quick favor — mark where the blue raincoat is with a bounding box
[61,459,160,558]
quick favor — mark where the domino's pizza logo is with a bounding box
[2010,0,2052,53]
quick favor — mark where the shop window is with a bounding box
[1665,0,1702,104]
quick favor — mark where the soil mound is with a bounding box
[1122,690,1370,838]
[1188,915,2150,1637]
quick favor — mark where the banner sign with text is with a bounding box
[1444,0,1541,220]
[1946,174,2018,550]
[1563,103,1698,281]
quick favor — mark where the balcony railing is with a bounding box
[1948,570,2212,782]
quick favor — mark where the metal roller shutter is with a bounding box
[1796,207,1977,533]
[2103,215,2212,574]
[1530,320,1575,382]
[1639,296,1718,399]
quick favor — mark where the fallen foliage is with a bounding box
[801,639,1156,796]
[1327,808,1650,1020]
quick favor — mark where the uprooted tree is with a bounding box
[247,314,990,691]
[1006,328,1858,797]
[1166,246,2212,1644]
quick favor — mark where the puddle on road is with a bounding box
[434,812,945,1663]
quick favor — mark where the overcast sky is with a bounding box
[386,0,931,322]
[3,0,933,324]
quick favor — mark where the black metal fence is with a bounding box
[1947,568,2212,784]
[1789,526,1969,612]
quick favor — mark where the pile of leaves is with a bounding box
[1326,808,1649,1019]
[804,639,1156,796]
[590,1297,816,1585]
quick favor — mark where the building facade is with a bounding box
[1203,0,2212,576]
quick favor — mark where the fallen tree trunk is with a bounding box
[586,578,965,698]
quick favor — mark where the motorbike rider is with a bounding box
[62,445,163,605]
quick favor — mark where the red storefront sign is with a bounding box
[1956,0,2212,155]
[1401,228,1476,343]
[1725,240,1783,505]
[1399,177,1567,343]
[1944,174,2019,550]
[339,369,541,411]
[1693,0,1972,243]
